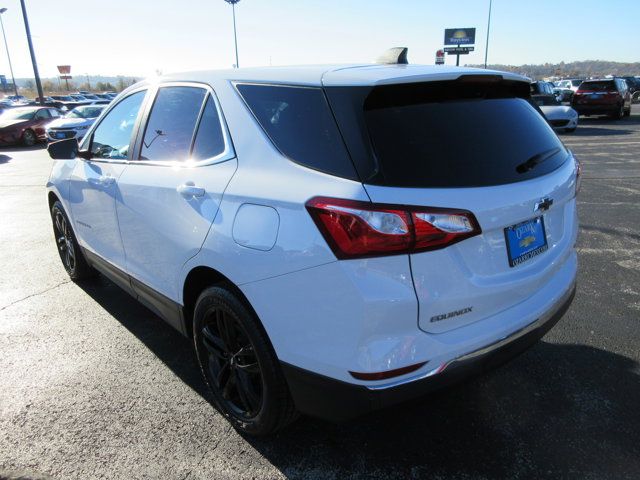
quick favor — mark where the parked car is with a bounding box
[571,78,631,118]
[46,62,579,435]
[621,76,640,103]
[552,87,574,103]
[530,81,555,96]
[46,105,106,141]
[0,106,62,146]
[555,79,583,93]
[5,94,28,105]
[50,95,85,111]
[94,93,113,101]
[533,95,578,133]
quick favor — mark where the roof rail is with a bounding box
[375,47,409,65]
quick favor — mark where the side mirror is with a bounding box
[47,138,78,160]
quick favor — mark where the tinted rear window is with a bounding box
[236,84,357,180]
[355,80,567,188]
[579,81,615,91]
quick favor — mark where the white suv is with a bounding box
[46,63,579,435]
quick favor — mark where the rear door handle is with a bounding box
[177,183,205,198]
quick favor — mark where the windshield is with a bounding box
[52,96,74,101]
[1,108,35,120]
[66,106,104,119]
[579,81,615,91]
[326,79,567,188]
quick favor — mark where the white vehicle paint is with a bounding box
[46,62,579,430]
[540,105,579,132]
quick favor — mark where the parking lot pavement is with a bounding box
[1,108,639,480]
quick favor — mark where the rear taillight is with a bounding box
[306,197,481,259]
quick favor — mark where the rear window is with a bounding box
[579,81,615,92]
[236,84,357,180]
[327,79,568,188]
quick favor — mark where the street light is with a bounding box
[0,8,18,97]
[224,0,240,68]
[484,0,493,69]
[19,0,44,104]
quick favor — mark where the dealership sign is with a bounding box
[444,28,476,46]
[57,65,71,75]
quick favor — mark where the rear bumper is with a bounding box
[572,104,618,115]
[282,281,576,422]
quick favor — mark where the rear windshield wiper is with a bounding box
[516,147,561,174]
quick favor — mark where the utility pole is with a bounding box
[0,8,18,97]
[19,0,44,103]
[224,0,240,68]
[484,0,493,69]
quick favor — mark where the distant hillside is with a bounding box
[467,60,640,80]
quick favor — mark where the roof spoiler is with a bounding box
[376,47,408,65]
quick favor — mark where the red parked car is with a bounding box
[571,78,631,119]
[0,106,62,146]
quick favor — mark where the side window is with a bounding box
[49,109,61,118]
[139,86,206,161]
[191,95,226,160]
[236,84,356,179]
[35,109,51,119]
[90,90,145,160]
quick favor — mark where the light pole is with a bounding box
[224,0,240,68]
[19,0,44,104]
[484,0,492,69]
[0,8,18,97]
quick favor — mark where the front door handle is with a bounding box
[177,183,205,198]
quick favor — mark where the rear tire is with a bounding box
[50,201,96,280]
[22,129,36,147]
[611,105,624,120]
[193,286,298,436]
[624,107,631,117]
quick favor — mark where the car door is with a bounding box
[68,89,148,284]
[32,108,52,137]
[116,83,237,309]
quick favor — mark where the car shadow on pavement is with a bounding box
[0,143,47,152]
[77,276,210,399]
[566,126,635,137]
[0,154,11,164]
[76,276,640,479]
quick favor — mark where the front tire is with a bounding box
[193,286,298,436]
[22,129,36,146]
[50,201,95,280]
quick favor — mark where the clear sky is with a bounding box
[1,0,638,80]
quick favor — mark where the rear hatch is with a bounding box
[326,74,578,333]
[573,80,618,106]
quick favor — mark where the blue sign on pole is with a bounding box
[0,75,6,90]
[444,28,476,46]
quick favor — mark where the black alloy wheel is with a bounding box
[50,201,95,280]
[53,205,76,273]
[201,308,263,419]
[22,129,36,146]
[193,286,298,435]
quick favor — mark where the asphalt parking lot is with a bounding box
[1,108,639,480]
